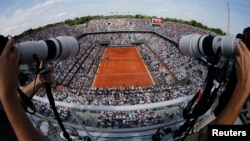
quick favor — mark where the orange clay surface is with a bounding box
[92,47,155,88]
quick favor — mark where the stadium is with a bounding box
[17,18,249,141]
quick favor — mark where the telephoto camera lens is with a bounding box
[178,34,240,58]
[15,36,79,64]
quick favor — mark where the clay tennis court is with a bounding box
[92,47,155,88]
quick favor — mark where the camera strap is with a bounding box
[44,83,72,141]
[174,50,228,140]
[174,79,221,140]
[31,54,71,140]
[17,87,36,114]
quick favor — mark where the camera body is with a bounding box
[0,35,80,64]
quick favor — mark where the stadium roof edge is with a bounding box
[76,31,177,46]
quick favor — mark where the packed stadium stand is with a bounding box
[18,18,249,141]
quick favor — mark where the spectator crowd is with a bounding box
[18,18,211,129]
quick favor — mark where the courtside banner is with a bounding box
[208,124,250,140]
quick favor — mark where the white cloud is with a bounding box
[30,0,55,11]
[0,0,249,36]
[185,12,194,18]
[3,26,19,35]
[2,22,34,35]
[156,8,168,13]
[29,0,70,12]
[47,12,66,20]
[0,0,71,36]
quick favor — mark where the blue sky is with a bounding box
[0,0,249,36]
